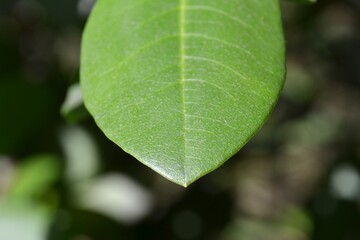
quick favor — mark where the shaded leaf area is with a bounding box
[0,0,360,240]
[81,0,285,186]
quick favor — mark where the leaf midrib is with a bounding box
[179,0,187,186]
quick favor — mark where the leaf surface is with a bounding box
[81,0,285,186]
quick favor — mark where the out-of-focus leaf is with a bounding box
[60,84,89,123]
[0,156,15,199]
[221,217,310,240]
[0,200,54,240]
[81,0,285,186]
[0,155,59,240]
[77,0,96,18]
[280,112,340,147]
[280,208,312,234]
[74,174,153,225]
[283,61,317,104]
[331,164,360,200]
[59,125,100,183]
[9,155,60,200]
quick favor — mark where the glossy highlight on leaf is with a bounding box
[81,0,286,187]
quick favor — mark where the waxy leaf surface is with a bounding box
[81,0,285,186]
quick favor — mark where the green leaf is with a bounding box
[81,0,285,186]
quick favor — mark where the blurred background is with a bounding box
[0,0,360,239]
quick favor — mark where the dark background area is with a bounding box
[0,0,360,239]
